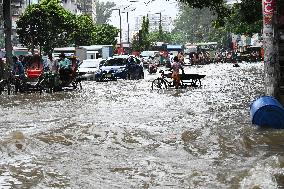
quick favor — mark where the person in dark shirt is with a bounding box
[12,56,25,79]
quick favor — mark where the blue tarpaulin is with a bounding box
[167,45,183,50]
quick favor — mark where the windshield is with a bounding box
[102,58,127,66]
[80,60,101,68]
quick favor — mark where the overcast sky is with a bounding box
[104,0,179,33]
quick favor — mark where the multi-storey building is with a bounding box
[61,0,82,15]
[76,0,96,22]
[10,0,25,44]
[134,14,174,33]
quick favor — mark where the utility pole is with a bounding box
[277,0,284,103]
[159,12,161,27]
[127,11,129,44]
[119,9,122,54]
[262,0,279,98]
[3,0,13,74]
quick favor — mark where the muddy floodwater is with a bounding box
[1,62,284,189]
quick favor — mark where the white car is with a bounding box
[78,59,103,81]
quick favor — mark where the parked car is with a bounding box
[95,56,144,82]
[77,59,102,80]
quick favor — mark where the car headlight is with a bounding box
[95,69,102,74]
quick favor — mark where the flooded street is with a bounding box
[1,62,284,189]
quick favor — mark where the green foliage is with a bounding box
[132,16,151,51]
[141,16,150,50]
[17,0,119,54]
[92,24,119,46]
[172,6,226,44]
[178,0,229,26]
[158,22,163,41]
[0,33,5,48]
[95,1,116,24]
[17,0,76,54]
[238,0,262,24]
[224,1,262,35]
[131,33,140,51]
[173,0,262,46]
[132,15,183,51]
[178,0,224,9]
[169,32,184,44]
[73,15,95,46]
[148,31,172,44]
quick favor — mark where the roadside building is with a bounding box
[76,0,96,22]
[134,14,173,33]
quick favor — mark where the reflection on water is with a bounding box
[1,62,284,188]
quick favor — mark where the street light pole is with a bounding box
[111,8,122,54]
[127,11,129,44]
[159,12,161,27]
[119,9,122,54]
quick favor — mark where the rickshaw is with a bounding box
[2,54,82,94]
[23,56,45,93]
[42,55,82,92]
[1,55,44,94]
[151,70,206,90]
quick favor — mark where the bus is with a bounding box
[184,42,218,62]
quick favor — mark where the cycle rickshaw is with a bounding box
[151,70,206,90]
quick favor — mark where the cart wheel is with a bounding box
[75,81,82,90]
[72,81,78,89]
[0,80,12,95]
[151,78,167,90]
[180,82,187,89]
[8,83,15,95]
[198,79,202,87]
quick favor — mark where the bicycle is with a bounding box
[151,70,206,90]
[151,70,185,90]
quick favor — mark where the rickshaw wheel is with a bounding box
[0,80,12,95]
[72,80,81,89]
[151,78,167,90]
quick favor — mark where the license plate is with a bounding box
[105,74,112,78]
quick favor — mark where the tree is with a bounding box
[179,0,261,28]
[95,1,116,24]
[158,22,163,42]
[131,32,141,51]
[179,0,229,26]
[73,15,95,46]
[172,5,227,44]
[140,16,150,51]
[17,0,76,55]
[131,16,151,51]
[92,24,119,45]
[223,1,262,35]
[148,30,172,44]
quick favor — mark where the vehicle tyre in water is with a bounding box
[151,78,167,90]
[0,79,12,95]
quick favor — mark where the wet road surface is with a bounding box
[1,62,284,189]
